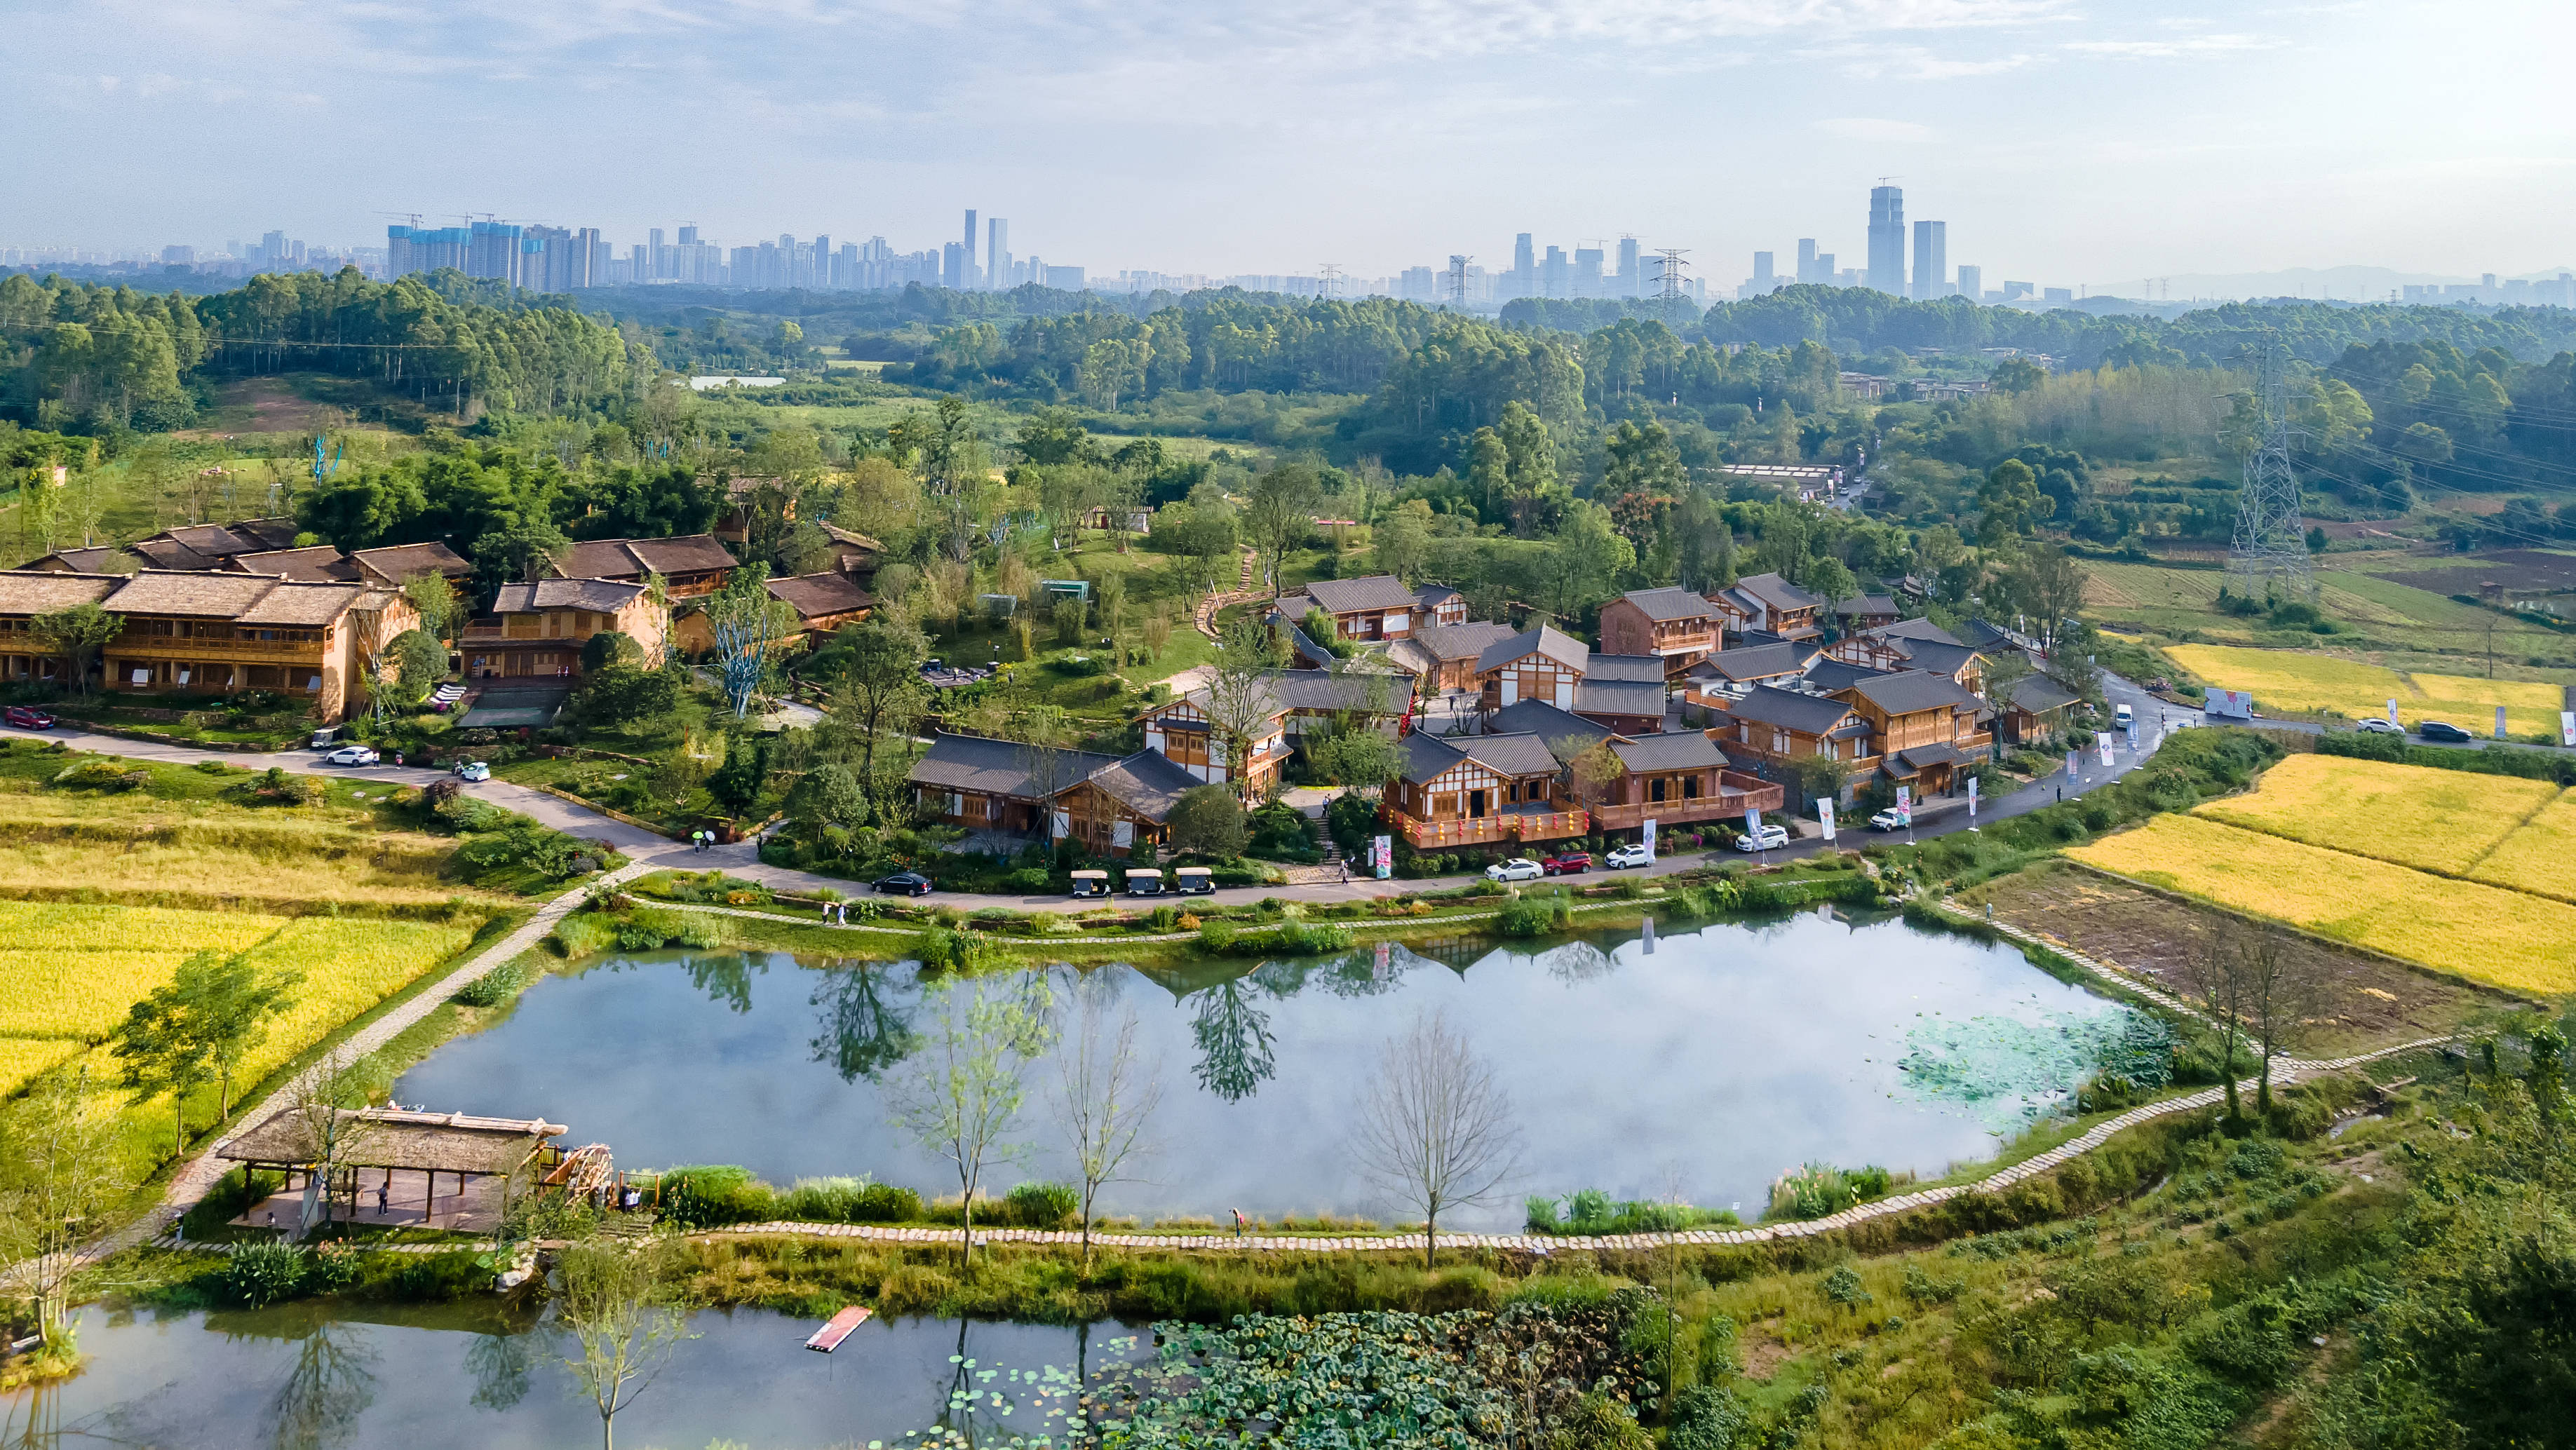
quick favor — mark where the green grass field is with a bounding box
[2081,558,2576,672]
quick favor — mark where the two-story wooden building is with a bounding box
[548,535,739,598]
[1718,571,1825,642]
[908,732,1202,858]
[1142,668,1406,794]
[464,578,665,680]
[1385,621,1517,697]
[1680,640,1818,707]
[1475,625,1589,712]
[1479,697,1785,834]
[673,570,873,655]
[1384,729,1586,849]
[1713,684,1872,769]
[1833,669,1990,795]
[1048,748,1204,858]
[1824,618,1986,691]
[124,518,302,571]
[1570,653,1671,734]
[1596,587,1728,676]
[1274,575,1466,642]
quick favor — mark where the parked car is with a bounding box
[2356,717,2404,736]
[309,727,339,750]
[1603,843,1654,869]
[1173,866,1216,895]
[2,706,57,729]
[1868,808,1906,832]
[2417,720,2472,743]
[452,761,491,782]
[323,745,379,766]
[1067,869,1112,899]
[1124,869,1166,895]
[1735,822,1791,852]
[873,870,936,897]
[1540,851,1592,876]
[2113,703,2134,729]
[1486,858,1544,883]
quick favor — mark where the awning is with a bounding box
[1899,743,1965,771]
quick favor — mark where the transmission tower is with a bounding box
[1653,248,1691,316]
[1318,262,1343,300]
[1446,255,1472,309]
[2228,343,2314,597]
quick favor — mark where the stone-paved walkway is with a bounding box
[689,1036,2449,1256]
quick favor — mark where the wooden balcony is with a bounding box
[1591,772,1786,829]
[1393,806,1589,850]
[109,635,322,659]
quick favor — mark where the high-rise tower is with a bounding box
[987,217,1009,290]
[962,210,978,287]
[1513,233,1534,295]
[1911,219,1946,300]
[1867,184,1905,295]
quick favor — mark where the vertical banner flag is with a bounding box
[1744,808,1762,844]
[2068,749,2082,781]
[2098,733,2115,768]
[1817,799,1836,841]
[1642,818,1658,860]
[1967,775,1978,820]
[1373,834,1391,880]
[2387,698,2400,726]
[1895,785,1913,828]
[2561,710,2575,748]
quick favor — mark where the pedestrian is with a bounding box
[821,901,832,922]
[1230,1207,1246,1239]
[376,1177,389,1217]
[836,902,848,925]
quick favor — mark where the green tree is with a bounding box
[109,959,223,1155]
[1168,785,1248,857]
[1015,406,1099,466]
[1372,499,1433,583]
[1976,459,2053,546]
[824,622,926,782]
[1053,993,1161,1270]
[1805,557,1857,637]
[390,628,448,701]
[0,1068,129,1363]
[1990,357,2044,394]
[190,952,302,1122]
[884,976,1056,1265]
[1544,501,1634,620]
[1243,462,1323,593]
[557,1238,692,1450]
[570,665,677,729]
[704,731,769,820]
[1309,728,1405,797]
[1495,401,1560,538]
[1600,419,1685,501]
[581,630,642,672]
[32,599,121,698]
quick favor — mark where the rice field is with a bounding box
[2164,643,2569,735]
[0,815,468,909]
[0,1038,84,1097]
[2465,791,2576,904]
[2192,754,2558,876]
[2069,813,2576,996]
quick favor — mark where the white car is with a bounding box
[1868,808,1907,832]
[453,761,491,782]
[1485,858,1544,883]
[324,745,379,766]
[1604,843,1654,869]
[1735,823,1791,852]
[2356,717,2404,736]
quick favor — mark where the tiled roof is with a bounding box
[1584,653,1667,684]
[224,517,303,550]
[350,541,473,581]
[1872,617,1961,646]
[1458,731,1564,778]
[1397,730,1474,785]
[154,523,264,558]
[490,578,649,614]
[1846,594,1900,618]
[1302,574,1423,616]
[908,733,1121,799]
[1840,669,1981,717]
[1181,668,1404,721]
[1085,750,1203,822]
[1409,621,1517,663]
[1383,638,1438,677]
[554,535,738,579]
[0,571,120,614]
[1610,730,1727,773]
[1413,585,1462,607]
[1572,679,1668,719]
[128,538,224,571]
[1476,623,1589,675]
[2008,675,2083,714]
[222,546,356,583]
[1891,638,1983,679]
[1954,617,2016,650]
[1721,684,1858,734]
[1898,743,1966,771]
[1701,642,1814,682]
[1731,571,1818,613]
[819,522,884,551]
[1801,658,1889,693]
[1488,698,1610,758]
[236,582,373,627]
[765,571,873,623]
[1618,586,1721,623]
[99,571,288,618]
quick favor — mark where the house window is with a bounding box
[1650,778,1668,803]
[1683,776,1701,799]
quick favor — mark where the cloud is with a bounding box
[1814,116,1938,142]
[2063,33,2281,57]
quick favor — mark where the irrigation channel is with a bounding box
[394,907,2153,1226]
[3,1302,1148,1449]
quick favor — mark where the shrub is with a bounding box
[50,758,149,792]
[1496,897,1555,937]
[551,912,621,958]
[657,1166,776,1228]
[1005,1181,1080,1228]
[616,907,720,951]
[452,960,529,1008]
[1198,919,1238,951]
[225,1242,308,1306]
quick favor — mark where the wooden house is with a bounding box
[1997,673,2082,745]
[20,546,135,574]
[1385,621,1517,696]
[1475,625,1589,712]
[1048,749,1203,858]
[1831,669,1990,794]
[464,578,663,681]
[1275,575,1466,642]
[349,541,475,587]
[1596,587,1727,676]
[1591,729,1785,831]
[910,733,1123,836]
[1680,640,1817,707]
[548,535,739,597]
[1141,668,1405,794]
[1570,654,1671,734]
[675,571,873,653]
[1718,571,1824,641]
[1714,684,1872,769]
[125,518,302,571]
[1383,729,1586,849]
[1824,618,1985,691]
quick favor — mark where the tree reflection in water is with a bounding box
[1542,940,1619,985]
[466,1330,534,1411]
[682,953,764,1014]
[809,961,919,1081]
[1189,979,1275,1103]
[267,1320,377,1450]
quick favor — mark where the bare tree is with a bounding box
[283,1049,381,1240]
[557,1238,692,1450]
[0,1067,130,1363]
[2183,923,2252,1125]
[885,977,1056,1264]
[1351,1009,1522,1268]
[1202,614,1284,805]
[2241,930,2325,1115]
[1053,990,1162,1269]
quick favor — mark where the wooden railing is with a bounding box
[1394,808,1589,849]
[1591,772,1786,829]
[110,635,321,658]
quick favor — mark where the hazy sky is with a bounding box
[11,0,2572,289]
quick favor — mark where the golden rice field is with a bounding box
[2192,754,2559,876]
[0,812,468,909]
[2070,813,2576,996]
[2164,643,2568,735]
[0,1038,84,1097]
[2465,792,2576,904]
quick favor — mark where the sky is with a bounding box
[9,0,2575,292]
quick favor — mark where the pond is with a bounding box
[396,909,2136,1226]
[2,1302,1142,1450]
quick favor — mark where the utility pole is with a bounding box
[1654,248,1691,320]
[1446,255,1472,311]
[1318,263,1343,301]
[2227,341,2314,599]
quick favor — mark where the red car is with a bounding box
[3,706,58,730]
[1540,851,1592,876]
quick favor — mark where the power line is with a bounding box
[2230,341,2312,597]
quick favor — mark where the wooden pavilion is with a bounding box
[217,1106,570,1236]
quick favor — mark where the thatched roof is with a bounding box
[218,1106,565,1174]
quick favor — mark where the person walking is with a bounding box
[1230,1207,1247,1240]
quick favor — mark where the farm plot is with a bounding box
[2466,791,2576,904]
[2165,643,2568,734]
[2069,813,2576,996]
[2192,753,2557,876]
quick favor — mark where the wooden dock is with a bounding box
[805,1306,872,1353]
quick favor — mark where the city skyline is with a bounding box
[8,1,2572,290]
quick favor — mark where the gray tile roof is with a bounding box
[1584,653,1666,684]
[766,571,873,623]
[222,546,355,583]
[1182,668,1405,720]
[1398,729,1473,785]
[1873,617,1961,646]
[1488,698,1610,759]
[350,541,473,581]
[1722,684,1859,735]
[1802,658,1890,693]
[555,534,738,579]
[1458,731,1565,778]
[1086,749,1202,822]
[1414,585,1461,606]
[1302,574,1421,615]
[2007,674,2083,714]
[1891,638,1982,679]
[1730,571,1818,613]
[1572,678,1668,719]
[1409,621,1518,663]
[1700,642,1814,682]
[909,733,1121,799]
[491,578,650,614]
[1610,730,1727,772]
[1476,623,1589,675]
[1618,586,1721,623]
[1898,743,1965,770]
[1840,669,1981,717]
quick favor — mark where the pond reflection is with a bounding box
[396,911,2131,1226]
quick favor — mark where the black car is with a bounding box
[872,870,936,897]
[2417,721,2472,743]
